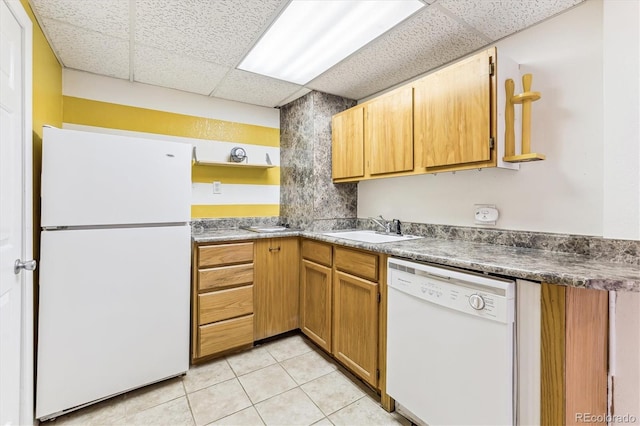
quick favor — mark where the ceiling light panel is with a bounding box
[307,6,487,100]
[135,0,286,67]
[239,0,425,85]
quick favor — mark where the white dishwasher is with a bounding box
[387,257,516,426]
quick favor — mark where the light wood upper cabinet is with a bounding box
[300,259,333,352]
[367,86,414,175]
[333,270,379,388]
[254,238,300,340]
[415,49,492,169]
[331,47,505,182]
[332,106,364,180]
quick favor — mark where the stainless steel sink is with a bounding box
[243,226,290,233]
[323,230,422,243]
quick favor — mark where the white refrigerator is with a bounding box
[36,127,192,420]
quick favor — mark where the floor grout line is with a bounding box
[45,333,406,426]
[180,379,198,426]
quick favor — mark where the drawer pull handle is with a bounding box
[269,247,281,252]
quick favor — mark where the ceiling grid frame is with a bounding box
[128,0,135,82]
[29,0,585,108]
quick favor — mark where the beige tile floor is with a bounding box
[47,333,410,426]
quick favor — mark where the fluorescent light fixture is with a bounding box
[238,0,425,85]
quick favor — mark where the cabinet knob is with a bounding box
[269,247,281,252]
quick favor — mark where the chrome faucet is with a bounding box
[392,218,402,235]
[370,215,391,233]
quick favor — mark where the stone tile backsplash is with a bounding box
[279,91,357,231]
[358,218,639,265]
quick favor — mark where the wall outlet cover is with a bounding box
[474,204,499,225]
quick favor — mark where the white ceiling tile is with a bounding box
[42,18,129,79]
[30,0,129,38]
[135,0,287,67]
[134,46,229,96]
[438,0,584,40]
[277,88,313,107]
[213,70,303,108]
[29,0,584,107]
[307,6,489,100]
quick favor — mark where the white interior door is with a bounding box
[0,1,33,425]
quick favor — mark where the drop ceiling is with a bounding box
[29,0,584,108]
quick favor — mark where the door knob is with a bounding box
[14,259,37,274]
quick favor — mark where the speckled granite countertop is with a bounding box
[192,228,302,242]
[192,229,640,292]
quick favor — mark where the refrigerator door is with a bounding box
[36,225,190,419]
[41,127,191,227]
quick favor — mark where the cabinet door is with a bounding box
[254,238,300,340]
[415,49,491,168]
[332,106,364,180]
[333,270,379,387]
[366,86,413,175]
[300,259,333,352]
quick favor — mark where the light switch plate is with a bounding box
[474,204,499,225]
[213,181,222,194]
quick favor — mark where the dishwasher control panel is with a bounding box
[388,258,514,324]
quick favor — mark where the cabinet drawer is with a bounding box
[302,240,332,267]
[199,285,253,325]
[198,243,254,267]
[198,315,253,358]
[198,263,253,291]
[335,247,378,281]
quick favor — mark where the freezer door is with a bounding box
[41,127,191,227]
[36,226,190,419]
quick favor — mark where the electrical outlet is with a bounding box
[474,204,499,225]
[212,181,222,194]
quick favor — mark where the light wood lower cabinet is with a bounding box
[541,283,609,426]
[192,242,255,363]
[300,240,383,391]
[333,270,379,387]
[198,285,253,324]
[300,259,332,352]
[198,315,254,357]
[254,238,300,340]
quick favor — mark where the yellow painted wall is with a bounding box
[63,96,279,147]
[18,0,279,221]
[21,1,63,137]
[19,0,63,264]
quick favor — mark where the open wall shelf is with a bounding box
[192,147,275,168]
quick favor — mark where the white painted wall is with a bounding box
[358,0,625,237]
[602,3,640,421]
[63,69,280,129]
[602,0,640,240]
